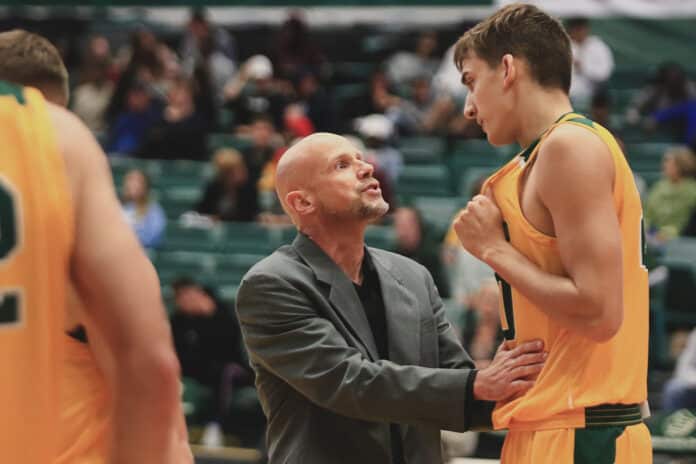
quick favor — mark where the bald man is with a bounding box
[236,133,546,464]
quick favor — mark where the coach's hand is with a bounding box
[453,186,506,262]
[473,339,546,402]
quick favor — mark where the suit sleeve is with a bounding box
[236,271,481,432]
[424,267,495,431]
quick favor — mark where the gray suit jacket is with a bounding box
[236,233,494,464]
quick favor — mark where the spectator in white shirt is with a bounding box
[566,17,614,106]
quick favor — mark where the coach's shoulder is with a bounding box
[242,244,301,283]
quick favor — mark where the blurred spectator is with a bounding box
[566,17,614,105]
[244,114,282,184]
[652,99,696,150]
[432,44,468,101]
[223,54,289,130]
[170,277,250,444]
[195,148,259,222]
[463,280,503,366]
[386,31,439,88]
[107,28,176,124]
[393,207,449,298]
[137,76,208,161]
[181,8,236,62]
[270,11,324,80]
[387,75,455,136]
[645,146,696,241]
[355,114,403,186]
[662,328,696,411]
[71,58,114,133]
[121,169,166,249]
[106,80,161,155]
[292,68,335,133]
[180,8,236,105]
[626,63,696,130]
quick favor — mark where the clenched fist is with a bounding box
[453,187,506,262]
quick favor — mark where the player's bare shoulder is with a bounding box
[534,122,615,200]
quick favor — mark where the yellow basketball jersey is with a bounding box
[56,334,111,464]
[483,112,649,431]
[0,82,74,462]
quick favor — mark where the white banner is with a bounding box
[496,0,696,18]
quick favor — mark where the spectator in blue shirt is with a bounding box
[121,169,166,248]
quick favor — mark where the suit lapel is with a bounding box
[293,234,380,361]
[369,249,421,366]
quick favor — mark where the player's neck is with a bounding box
[515,90,573,149]
[302,221,367,283]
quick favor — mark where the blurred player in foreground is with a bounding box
[0,29,191,463]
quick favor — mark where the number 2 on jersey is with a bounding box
[0,179,21,327]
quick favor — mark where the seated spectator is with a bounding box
[662,328,696,411]
[388,75,455,136]
[683,207,696,237]
[270,11,324,81]
[393,206,449,297]
[355,114,403,186]
[243,114,283,183]
[626,62,696,131]
[137,76,208,161]
[180,8,236,104]
[71,58,114,134]
[645,146,696,241]
[195,148,258,222]
[652,99,696,150]
[121,169,166,249]
[106,80,161,155]
[223,54,289,130]
[566,17,614,106]
[292,68,335,133]
[386,31,439,88]
[169,277,250,446]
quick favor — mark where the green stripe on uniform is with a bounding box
[574,425,625,464]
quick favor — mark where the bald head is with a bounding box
[276,133,353,217]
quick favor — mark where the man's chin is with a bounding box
[361,200,390,222]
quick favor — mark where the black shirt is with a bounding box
[353,251,405,464]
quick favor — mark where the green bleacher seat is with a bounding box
[160,186,200,218]
[399,136,445,165]
[207,133,253,155]
[163,224,218,252]
[220,223,294,255]
[411,196,465,236]
[398,164,452,197]
[657,238,696,329]
[457,166,497,197]
[364,225,397,251]
[625,142,675,159]
[214,253,266,283]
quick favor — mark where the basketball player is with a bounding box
[451,4,651,463]
[0,31,190,463]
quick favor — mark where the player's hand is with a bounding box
[472,339,546,402]
[453,186,506,262]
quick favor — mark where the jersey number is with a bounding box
[496,222,516,340]
[0,180,21,327]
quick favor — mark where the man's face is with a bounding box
[308,138,389,223]
[460,51,516,146]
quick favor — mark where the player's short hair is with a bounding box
[453,3,572,94]
[0,29,69,105]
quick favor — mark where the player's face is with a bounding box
[460,52,516,146]
[310,140,389,222]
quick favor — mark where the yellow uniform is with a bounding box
[55,331,111,464]
[0,82,74,462]
[483,113,651,463]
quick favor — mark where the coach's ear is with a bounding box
[501,53,516,90]
[286,190,316,217]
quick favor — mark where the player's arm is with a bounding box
[456,125,623,342]
[50,105,191,464]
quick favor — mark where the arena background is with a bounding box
[2,1,695,462]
